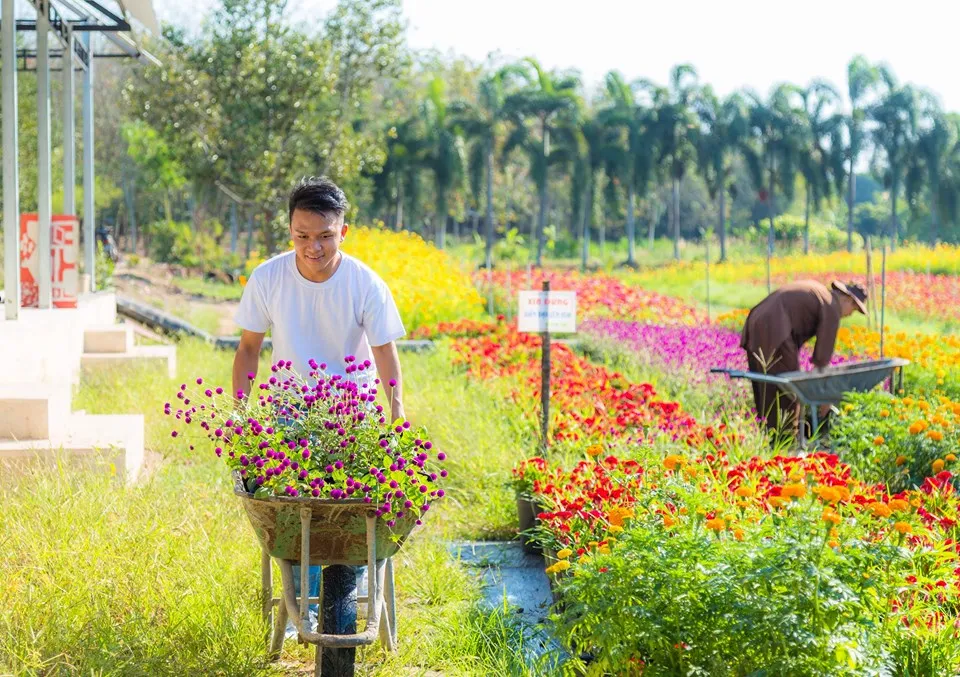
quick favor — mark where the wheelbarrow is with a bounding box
[233,473,421,676]
[712,358,910,448]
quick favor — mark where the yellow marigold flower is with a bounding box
[585,444,603,458]
[948,454,957,462]
[608,525,624,534]
[933,459,946,473]
[735,485,755,498]
[557,549,572,559]
[868,501,892,518]
[843,403,855,413]
[895,455,909,466]
[873,435,885,446]
[903,397,915,406]
[545,560,571,575]
[894,521,913,535]
[578,555,591,564]
[598,545,611,555]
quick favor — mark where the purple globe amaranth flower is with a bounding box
[216,387,224,395]
[302,449,311,460]
[171,431,178,438]
[437,452,446,461]
[388,378,397,387]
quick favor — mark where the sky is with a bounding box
[152,0,960,112]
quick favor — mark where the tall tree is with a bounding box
[503,58,581,267]
[420,77,465,249]
[869,73,918,250]
[845,56,882,251]
[797,80,842,254]
[600,71,657,267]
[744,84,805,256]
[907,93,955,244]
[648,65,700,260]
[450,71,512,268]
[695,88,749,262]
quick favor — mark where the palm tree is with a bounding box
[907,93,956,245]
[797,80,843,254]
[845,56,882,251]
[600,71,657,267]
[450,71,513,269]
[370,116,427,231]
[695,87,749,262]
[868,74,918,250]
[648,65,700,260]
[503,58,581,267]
[744,84,805,256]
[421,77,465,249]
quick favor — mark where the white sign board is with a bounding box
[518,291,577,333]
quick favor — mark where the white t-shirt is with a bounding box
[234,251,406,378]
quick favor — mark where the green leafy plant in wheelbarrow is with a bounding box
[165,355,448,676]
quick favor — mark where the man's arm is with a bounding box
[811,306,840,370]
[371,341,404,423]
[233,330,265,400]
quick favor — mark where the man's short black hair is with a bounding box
[288,176,349,222]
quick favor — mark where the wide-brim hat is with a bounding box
[832,280,868,315]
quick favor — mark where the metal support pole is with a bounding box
[81,32,95,290]
[230,201,238,254]
[2,0,20,319]
[37,2,52,308]
[540,280,551,454]
[62,28,76,217]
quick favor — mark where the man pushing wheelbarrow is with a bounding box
[740,280,868,445]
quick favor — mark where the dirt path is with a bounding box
[113,263,239,336]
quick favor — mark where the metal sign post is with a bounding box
[518,282,577,453]
[540,280,550,453]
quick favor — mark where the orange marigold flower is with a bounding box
[663,514,676,528]
[768,496,788,509]
[706,517,726,532]
[928,430,945,443]
[663,454,685,471]
[735,485,755,498]
[733,527,745,541]
[868,501,892,518]
[908,422,925,435]
[828,539,840,548]
[874,436,885,446]
[947,454,958,462]
[933,459,946,473]
[895,455,909,466]
[894,521,913,535]
[822,509,842,525]
[585,444,603,458]
[880,410,890,418]
[889,499,910,512]
[782,483,807,499]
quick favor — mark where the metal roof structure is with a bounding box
[2,0,161,319]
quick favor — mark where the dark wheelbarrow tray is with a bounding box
[233,473,421,676]
[712,358,910,448]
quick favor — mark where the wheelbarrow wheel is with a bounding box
[321,565,357,677]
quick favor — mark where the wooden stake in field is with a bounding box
[865,236,875,330]
[880,245,887,360]
[540,279,551,454]
[705,232,711,323]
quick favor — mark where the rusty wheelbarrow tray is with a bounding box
[712,358,910,448]
[234,474,421,676]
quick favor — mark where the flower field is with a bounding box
[343,227,485,331]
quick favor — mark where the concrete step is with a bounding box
[81,344,177,379]
[0,413,145,484]
[83,323,134,354]
[0,382,72,441]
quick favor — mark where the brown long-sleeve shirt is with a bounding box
[741,280,842,369]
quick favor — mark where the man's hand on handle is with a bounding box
[371,341,405,423]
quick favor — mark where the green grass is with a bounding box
[0,340,536,676]
[172,276,245,301]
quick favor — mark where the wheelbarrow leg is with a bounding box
[385,557,397,650]
[269,595,288,658]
